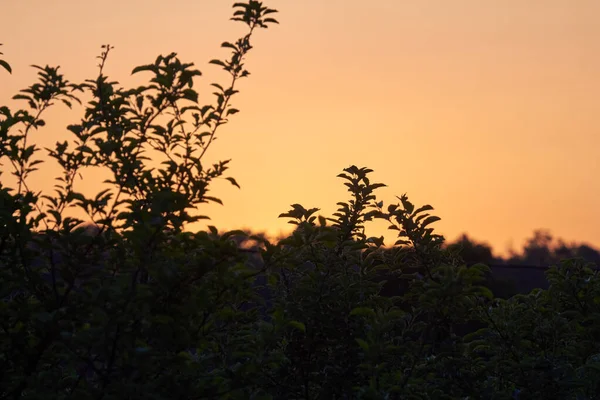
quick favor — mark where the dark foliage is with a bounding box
[2,3,600,399]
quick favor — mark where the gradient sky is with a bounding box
[2,1,599,256]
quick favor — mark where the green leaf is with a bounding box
[288,320,306,333]
[476,286,494,299]
[355,338,370,351]
[350,307,376,318]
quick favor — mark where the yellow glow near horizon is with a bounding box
[1,1,599,257]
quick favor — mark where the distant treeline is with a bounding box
[445,229,600,268]
[441,229,600,298]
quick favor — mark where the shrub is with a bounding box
[1,2,279,398]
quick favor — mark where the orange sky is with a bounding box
[2,1,599,256]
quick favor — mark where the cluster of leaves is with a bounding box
[461,260,600,399]
[2,2,600,399]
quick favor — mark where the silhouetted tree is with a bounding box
[505,229,600,268]
[519,229,554,266]
[445,233,496,266]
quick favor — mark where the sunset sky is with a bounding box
[2,1,599,256]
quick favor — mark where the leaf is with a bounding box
[355,338,370,351]
[222,229,248,239]
[204,196,223,205]
[370,183,386,190]
[476,286,494,300]
[470,263,491,275]
[0,60,11,74]
[225,177,240,188]
[420,216,441,227]
[349,307,375,318]
[48,210,62,225]
[131,64,156,75]
[220,41,237,50]
[413,204,434,215]
[12,94,32,102]
[182,88,198,102]
[209,59,226,67]
[288,320,306,333]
